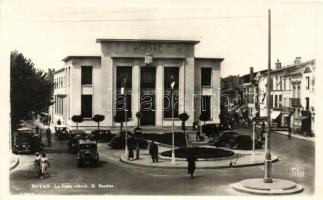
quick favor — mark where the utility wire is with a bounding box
[21,15,281,23]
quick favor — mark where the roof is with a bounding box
[96,38,200,45]
[17,127,33,131]
[54,67,65,74]
[62,56,101,62]
[195,57,224,62]
[264,59,315,75]
[79,140,97,144]
[70,130,87,134]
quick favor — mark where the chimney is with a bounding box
[275,59,282,69]
[250,67,254,83]
[294,57,302,65]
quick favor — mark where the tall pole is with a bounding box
[171,89,175,166]
[123,79,128,159]
[264,9,273,183]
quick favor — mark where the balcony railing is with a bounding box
[290,98,301,107]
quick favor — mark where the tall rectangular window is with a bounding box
[164,67,179,118]
[116,67,132,119]
[279,95,282,108]
[201,95,211,120]
[81,95,92,118]
[81,66,93,85]
[269,95,273,108]
[274,95,278,108]
[306,97,310,111]
[201,68,212,86]
[306,77,310,90]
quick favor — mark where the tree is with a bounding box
[93,114,105,130]
[179,113,189,132]
[135,111,143,128]
[10,51,54,130]
[71,115,84,130]
[179,112,190,147]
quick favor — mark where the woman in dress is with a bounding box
[40,153,50,178]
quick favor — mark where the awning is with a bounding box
[294,116,309,120]
[271,110,281,120]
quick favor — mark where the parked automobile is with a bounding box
[77,140,99,167]
[211,130,253,150]
[88,129,113,142]
[12,128,43,154]
[68,130,88,153]
[201,123,230,138]
[55,125,69,140]
[109,131,148,149]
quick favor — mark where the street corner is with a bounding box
[10,154,20,171]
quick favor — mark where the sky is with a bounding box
[1,0,322,77]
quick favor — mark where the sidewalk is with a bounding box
[115,145,278,169]
[274,131,315,142]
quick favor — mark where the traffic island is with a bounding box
[118,148,279,169]
[232,178,303,195]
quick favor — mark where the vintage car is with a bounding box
[77,140,99,167]
[201,123,230,138]
[55,125,69,140]
[68,130,88,153]
[12,128,43,154]
[87,129,113,142]
[210,130,253,150]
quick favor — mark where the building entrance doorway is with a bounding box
[140,67,156,125]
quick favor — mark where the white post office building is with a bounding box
[53,39,224,130]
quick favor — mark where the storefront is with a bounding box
[53,39,224,130]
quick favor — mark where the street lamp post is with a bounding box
[170,79,176,166]
[232,9,303,195]
[264,9,273,183]
[122,77,128,159]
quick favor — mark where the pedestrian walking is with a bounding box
[186,151,197,179]
[234,112,239,127]
[195,125,201,141]
[127,135,134,160]
[149,140,159,163]
[46,127,51,147]
[288,126,292,140]
[40,153,50,179]
[33,152,41,177]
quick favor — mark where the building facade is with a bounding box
[53,39,224,130]
[258,58,316,135]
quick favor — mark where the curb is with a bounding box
[273,131,315,142]
[119,154,279,169]
[9,155,19,171]
[232,179,304,195]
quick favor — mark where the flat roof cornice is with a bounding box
[96,38,200,45]
[195,57,224,61]
[62,56,100,62]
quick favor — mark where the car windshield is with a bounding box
[79,144,96,150]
